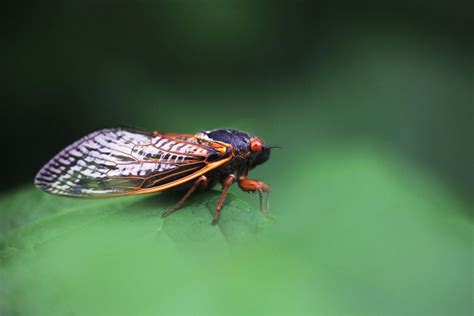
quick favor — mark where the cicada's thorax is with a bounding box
[194,153,245,190]
[195,128,271,187]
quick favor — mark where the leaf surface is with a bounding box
[0,186,269,260]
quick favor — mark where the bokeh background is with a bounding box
[1,1,472,315]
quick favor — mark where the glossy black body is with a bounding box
[198,128,271,188]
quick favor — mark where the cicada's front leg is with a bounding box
[238,177,271,213]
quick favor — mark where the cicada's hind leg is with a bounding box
[161,175,208,218]
[238,178,271,213]
[212,174,236,225]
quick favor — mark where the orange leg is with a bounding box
[161,175,208,217]
[238,178,271,213]
[212,174,236,225]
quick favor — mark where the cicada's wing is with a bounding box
[35,127,232,197]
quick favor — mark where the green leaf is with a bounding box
[0,186,269,260]
[0,147,471,315]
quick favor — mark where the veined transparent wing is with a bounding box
[35,127,232,197]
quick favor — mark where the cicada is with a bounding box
[35,127,273,224]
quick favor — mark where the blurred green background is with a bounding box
[1,1,472,315]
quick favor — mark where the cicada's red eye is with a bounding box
[249,138,263,153]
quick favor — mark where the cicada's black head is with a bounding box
[198,129,271,171]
